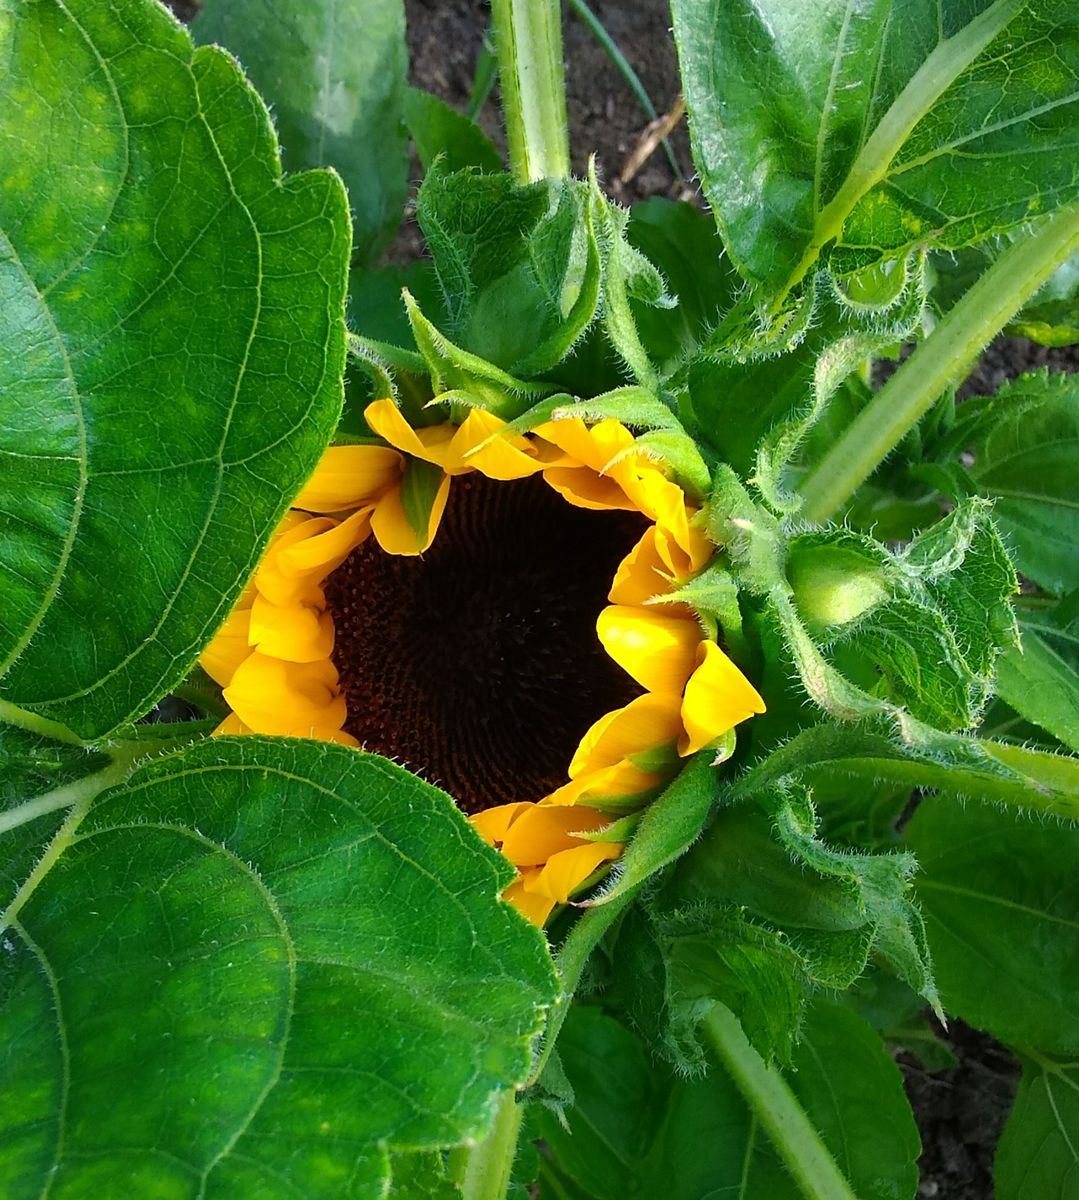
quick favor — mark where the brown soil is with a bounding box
[901,1024,1021,1200]
[405,0,693,204]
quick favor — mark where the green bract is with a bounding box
[2,0,1078,1197]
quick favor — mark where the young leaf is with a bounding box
[624,198,741,370]
[995,1052,1079,1200]
[416,169,600,377]
[617,784,936,1069]
[0,0,350,739]
[929,371,1079,596]
[673,0,1079,299]
[403,87,502,175]
[535,1003,918,1200]
[906,795,1079,1055]
[193,0,409,264]
[0,738,558,1197]
[734,718,1079,823]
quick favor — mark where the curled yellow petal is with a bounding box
[544,759,661,808]
[608,528,675,605]
[524,841,622,904]
[224,652,347,737]
[254,516,338,607]
[365,398,457,469]
[370,475,451,555]
[275,508,373,578]
[201,606,255,688]
[503,874,557,926]
[569,691,684,777]
[533,416,636,473]
[498,803,612,868]
[248,592,334,663]
[293,445,403,513]
[679,640,766,756]
[470,802,533,847]
[542,465,639,512]
[454,408,546,480]
[622,467,711,572]
[596,604,701,694]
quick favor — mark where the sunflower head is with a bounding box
[201,395,765,924]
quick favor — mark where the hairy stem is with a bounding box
[799,203,1079,522]
[0,753,134,838]
[702,1004,858,1200]
[456,1089,524,1200]
[0,699,85,745]
[490,0,571,183]
[528,884,641,1088]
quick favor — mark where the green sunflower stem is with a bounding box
[798,202,1079,524]
[454,1089,525,1200]
[490,0,571,183]
[702,1004,858,1200]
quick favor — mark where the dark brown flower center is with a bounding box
[326,473,646,813]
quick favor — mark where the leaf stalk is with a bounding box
[490,0,571,183]
[799,203,1079,523]
[455,1088,525,1200]
[702,1004,859,1200]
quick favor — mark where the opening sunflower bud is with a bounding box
[200,400,765,925]
[787,539,890,636]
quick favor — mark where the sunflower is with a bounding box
[200,396,765,925]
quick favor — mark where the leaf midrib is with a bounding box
[775,0,1026,306]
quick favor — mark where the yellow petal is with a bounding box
[542,465,639,512]
[201,607,255,688]
[214,712,253,736]
[503,874,557,926]
[608,529,675,605]
[454,408,547,480]
[224,652,347,737]
[569,692,684,777]
[320,727,362,747]
[533,417,636,473]
[622,467,710,570]
[470,802,533,847]
[365,398,458,469]
[370,475,451,556]
[254,516,338,607]
[525,841,622,903]
[679,640,766,756]
[275,508,373,579]
[498,803,612,868]
[293,445,403,513]
[248,592,334,663]
[544,759,661,808]
[596,604,701,694]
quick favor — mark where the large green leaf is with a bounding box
[995,602,1079,753]
[623,198,739,372]
[403,87,502,176]
[0,737,558,1198]
[930,371,1079,596]
[995,1053,1079,1200]
[193,0,408,264]
[535,1003,918,1200]
[906,796,1079,1054]
[672,0,1079,295]
[1008,249,1079,346]
[0,0,350,739]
